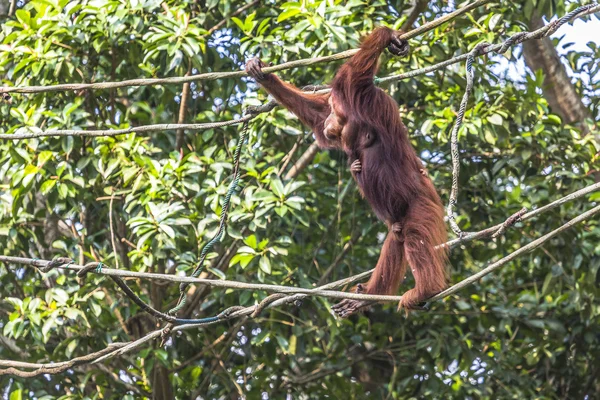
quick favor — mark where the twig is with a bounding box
[0,0,494,95]
[207,0,261,35]
[8,0,16,17]
[400,0,430,32]
[317,231,361,286]
[109,190,119,270]
[277,135,303,177]
[175,62,192,151]
[284,142,320,180]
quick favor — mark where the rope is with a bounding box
[446,41,489,236]
[4,180,598,305]
[168,118,250,316]
[0,3,597,324]
[164,203,600,333]
[2,4,598,141]
[445,3,599,236]
[4,181,597,300]
[68,260,238,325]
[2,198,598,337]
[0,0,493,96]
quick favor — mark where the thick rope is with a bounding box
[2,5,597,141]
[95,202,600,368]
[168,119,250,316]
[2,181,598,303]
[446,41,489,236]
[0,0,493,96]
[445,3,599,236]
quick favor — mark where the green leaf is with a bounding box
[40,180,57,195]
[9,389,22,400]
[231,17,246,31]
[270,179,285,198]
[191,366,203,380]
[89,300,102,317]
[66,339,79,358]
[487,114,503,125]
[276,335,289,354]
[277,9,301,23]
[207,267,226,280]
[259,255,271,274]
[544,114,562,125]
[52,288,69,306]
[244,234,258,249]
[15,9,30,25]
[289,334,297,355]
[62,135,74,154]
[484,129,496,144]
[168,49,183,73]
[488,14,502,30]
[237,246,256,254]
[42,315,55,338]
[230,253,255,269]
[58,183,69,199]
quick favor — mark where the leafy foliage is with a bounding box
[0,0,599,399]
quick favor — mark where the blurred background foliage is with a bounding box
[0,0,599,398]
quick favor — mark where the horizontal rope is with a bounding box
[0,0,493,95]
[90,202,600,364]
[1,180,598,303]
[2,202,598,369]
[0,115,254,140]
[443,181,600,248]
[430,203,600,301]
[2,3,598,141]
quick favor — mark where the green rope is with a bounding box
[168,120,250,315]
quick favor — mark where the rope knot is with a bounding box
[217,306,246,320]
[38,256,73,273]
[77,261,104,280]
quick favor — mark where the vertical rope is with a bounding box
[446,42,488,236]
[168,119,250,315]
[445,3,598,238]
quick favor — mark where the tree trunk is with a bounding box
[522,14,592,136]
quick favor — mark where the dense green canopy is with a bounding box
[1,0,599,398]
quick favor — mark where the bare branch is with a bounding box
[175,62,192,151]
